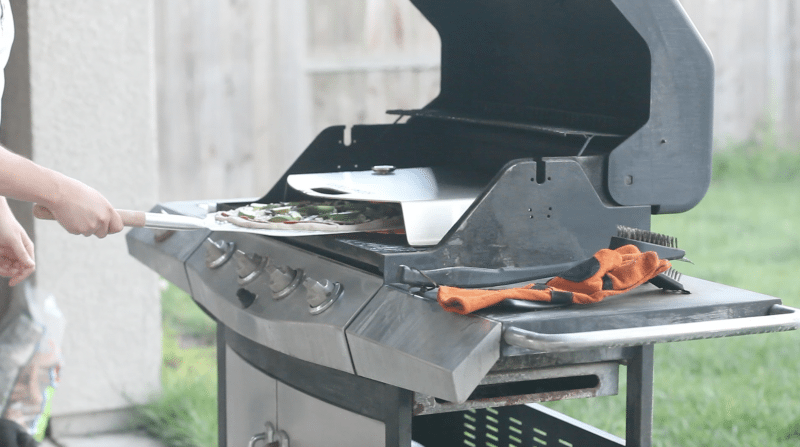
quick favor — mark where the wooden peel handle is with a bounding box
[33,204,147,227]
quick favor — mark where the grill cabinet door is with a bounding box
[226,345,277,447]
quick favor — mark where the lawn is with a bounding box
[134,284,218,447]
[139,147,800,447]
[544,178,800,447]
[544,146,800,446]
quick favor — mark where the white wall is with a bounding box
[3,0,161,435]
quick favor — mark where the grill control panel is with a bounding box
[266,263,303,300]
[204,238,235,269]
[186,232,384,374]
[233,250,268,285]
[303,277,344,314]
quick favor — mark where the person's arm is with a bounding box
[0,146,123,237]
[0,146,62,204]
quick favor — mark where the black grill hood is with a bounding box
[251,0,715,275]
[408,0,714,214]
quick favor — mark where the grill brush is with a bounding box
[613,226,690,294]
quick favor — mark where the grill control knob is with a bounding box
[204,238,235,269]
[265,263,303,300]
[236,288,258,309]
[233,250,268,285]
[303,277,343,314]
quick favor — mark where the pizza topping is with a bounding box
[215,200,402,232]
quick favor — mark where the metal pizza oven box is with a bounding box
[254,0,714,272]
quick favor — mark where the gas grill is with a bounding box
[128,1,800,446]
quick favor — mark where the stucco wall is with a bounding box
[3,0,160,433]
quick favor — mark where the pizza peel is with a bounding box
[32,205,402,237]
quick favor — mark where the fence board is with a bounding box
[680,0,800,145]
[157,0,799,202]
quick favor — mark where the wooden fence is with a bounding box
[155,0,800,202]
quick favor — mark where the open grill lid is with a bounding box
[250,0,715,276]
[403,0,714,214]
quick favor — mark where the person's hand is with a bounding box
[0,199,35,287]
[40,174,123,238]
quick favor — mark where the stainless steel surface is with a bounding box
[249,433,266,447]
[188,232,384,373]
[270,430,290,447]
[347,286,501,402]
[287,167,491,246]
[287,167,485,202]
[493,276,784,357]
[143,212,208,230]
[371,165,396,175]
[152,228,176,242]
[277,381,385,447]
[413,362,619,415]
[504,304,800,353]
[126,219,211,293]
[227,346,278,447]
[399,199,476,246]
[249,423,289,447]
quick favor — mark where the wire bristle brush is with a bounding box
[663,267,682,281]
[616,226,678,248]
[612,225,692,263]
[612,226,691,294]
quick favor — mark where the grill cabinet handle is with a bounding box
[249,433,267,447]
[504,304,800,353]
[249,422,289,447]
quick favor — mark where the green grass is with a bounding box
[133,284,218,447]
[142,144,800,447]
[544,147,800,446]
[161,284,217,344]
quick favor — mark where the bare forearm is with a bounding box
[0,146,62,207]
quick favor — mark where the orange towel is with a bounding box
[438,245,670,315]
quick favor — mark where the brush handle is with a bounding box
[33,204,146,227]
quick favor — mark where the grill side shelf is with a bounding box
[505,305,800,353]
[493,276,794,355]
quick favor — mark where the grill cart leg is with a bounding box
[626,344,654,447]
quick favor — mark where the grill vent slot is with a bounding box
[413,403,625,446]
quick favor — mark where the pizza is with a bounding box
[214,200,404,232]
